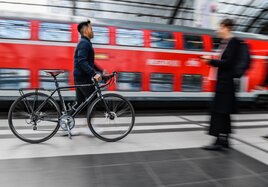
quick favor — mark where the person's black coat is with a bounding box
[73,36,102,82]
[260,52,268,86]
[209,37,240,114]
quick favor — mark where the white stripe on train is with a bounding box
[0,39,267,60]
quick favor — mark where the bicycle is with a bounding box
[8,70,135,143]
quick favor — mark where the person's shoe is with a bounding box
[62,128,80,136]
[202,137,223,151]
[218,135,231,149]
[221,139,230,148]
[202,144,223,151]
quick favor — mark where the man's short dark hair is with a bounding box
[77,20,91,35]
[220,18,235,30]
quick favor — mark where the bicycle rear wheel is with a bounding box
[8,92,60,143]
[87,93,135,142]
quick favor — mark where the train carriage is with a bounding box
[0,14,268,101]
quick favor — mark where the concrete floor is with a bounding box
[0,113,268,187]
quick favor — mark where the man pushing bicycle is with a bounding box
[74,20,102,107]
[69,20,103,136]
[8,20,135,143]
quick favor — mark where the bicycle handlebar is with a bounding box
[103,71,117,81]
[92,71,117,84]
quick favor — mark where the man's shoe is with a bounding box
[221,140,230,148]
[218,135,231,149]
[202,137,223,151]
[202,144,223,151]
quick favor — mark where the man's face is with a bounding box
[84,24,94,39]
[217,24,229,39]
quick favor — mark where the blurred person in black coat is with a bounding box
[201,19,240,150]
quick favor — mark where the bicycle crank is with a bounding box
[59,114,75,139]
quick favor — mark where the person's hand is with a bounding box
[102,69,108,75]
[200,55,212,62]
[93,73,102,82]
[255,85,265,90]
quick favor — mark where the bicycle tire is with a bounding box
[87,93,135,142]
[8,92,61,143]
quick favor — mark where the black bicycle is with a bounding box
[8,70,135,143]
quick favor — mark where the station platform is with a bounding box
[1,112,268,187]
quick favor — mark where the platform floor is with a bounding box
[0,113,268,187]
[1,148,268,187]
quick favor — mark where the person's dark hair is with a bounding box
[220,18,235,30]
[77,20,91,35]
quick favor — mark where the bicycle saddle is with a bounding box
[44,70,65,77]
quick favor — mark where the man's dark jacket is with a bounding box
[74,36,102,82]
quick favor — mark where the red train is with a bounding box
[0,14,268,101]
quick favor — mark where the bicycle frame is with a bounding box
[20,75,111,120]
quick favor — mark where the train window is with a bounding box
[39,22,71,42]
[184,34,203,51]
[151,31,175,49]
[0,69,30,89]
[0,20,30,39]
[39,70,69,89]
[116,28,144,46]
[117,72,141,91]
[91,26,109,44]
[150,73,173,92]
[212,37,222,51]
[182,74,202,92]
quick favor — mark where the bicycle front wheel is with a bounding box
[87,93,135,142]
[8,92,61,143]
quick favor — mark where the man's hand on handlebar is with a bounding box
[93,71,117,83]
[93,73,102,82]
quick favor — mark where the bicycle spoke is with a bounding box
[113,100,124,113]
[32,91,38,114]
[116,106,130,117]
[21,96,33,115]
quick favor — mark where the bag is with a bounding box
[233,39,251,78]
